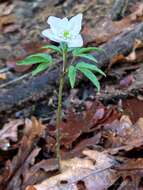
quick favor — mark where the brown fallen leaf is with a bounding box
[119,75,135,88]
[104,116,143,154]
[0,117,46,190]
[0,14,16,30]
[0,73,7,80]
[126,39,143,62]
[26,150,117,190]
[52,101,119,150]
[83,2,143,45]
[0,2,14,16]
[123,98,143,123]
[108,39,143,69]
[130,3,143,22]
[116,158,143,190]
[0,119,24,150]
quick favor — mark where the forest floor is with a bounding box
[1,0,143,189]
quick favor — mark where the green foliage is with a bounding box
[73,53,98,63]
[60,42,68,52]
[17,53,52,65]
[41,45,62,54]
[67,47,75,52]
[76,62,106,76]
[32,62,52,76]
[68,65,77,88]
[16,44,105,91]
[77,67,100,91]
[73,47,104,55]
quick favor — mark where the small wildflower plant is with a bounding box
[17,13,105,171]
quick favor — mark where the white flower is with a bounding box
[42,13,83,48]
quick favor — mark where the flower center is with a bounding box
[63,31,70,38]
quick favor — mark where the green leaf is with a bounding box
[76,54,98,63]
[76,62,106,76]
[32,63,51,76]
[17,53,52,65]
[67,47,75,52]
[73,47,104,55]
[77,67,100,91]
[68,65,77,88]
[41,45,62,53]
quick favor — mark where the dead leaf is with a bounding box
[0,73,7,80]
[0,15,16,30]
[116,158,143,189]
[104,116,143,154]
[123,98,143,123]
[52,101,119,150]
[0,117,46,190]
[119,75,135,88]
[83,2,143,45]
[0,119,24,150]
[0,2,14,16]
[26,150,117,190]
[130,3,143,21]
[126,39,143,62]
[108,39,143,69]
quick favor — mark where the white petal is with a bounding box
[48,16,62,26]
[60,18,69,32]
[42,29,61,43]
[67,34,83,47]
[47,16,62,34]
[48,16,68,34]
[69,13,83,35]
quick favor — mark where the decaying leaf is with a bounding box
[119,75,135,88]
[0,2,15,16]
[0,73,7,80]
[104,116,143,154]
[0,14,16,30]
[52,101,120,150]
[116,158,143,190]
[0,119,24,150]
[0,117,47,190]
[130,3,143,21]
[26,150,117,190]
[126,39,143,62]
[108,38,143,70]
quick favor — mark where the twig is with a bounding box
[0,67,10,73]
[0,73,31,89]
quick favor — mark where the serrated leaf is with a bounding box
[67,47,75,52]
[17,53,52,65]
[41,45,62,53]
[68,65,77,88]
[76,62,106,76]
[75,54,98,63]
[73,47,104,55]
[32,63,51,76]
[77,67,100,91]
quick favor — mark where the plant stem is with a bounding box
[56,48,67,171]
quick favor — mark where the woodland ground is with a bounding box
[0,0,143,189]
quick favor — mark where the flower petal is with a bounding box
[48,16,68,35]
[42,29,60,43]
[69,13,83,35]
[47,16,62,34]
[67,34,83,47]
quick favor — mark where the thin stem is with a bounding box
[56,47,67,171]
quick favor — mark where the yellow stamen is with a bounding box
[63,31,70,38]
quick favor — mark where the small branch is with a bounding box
[0,67,10,73]
[0,73,31,89]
